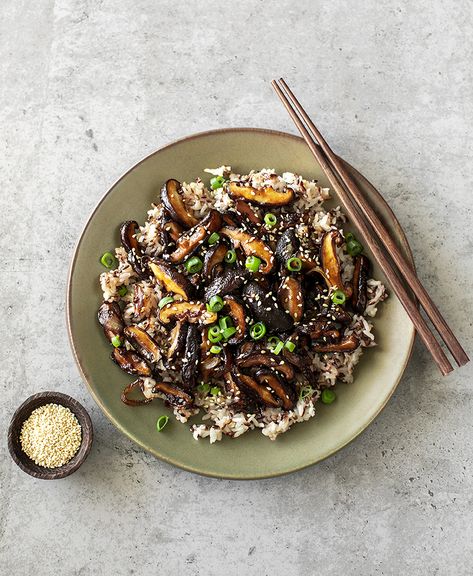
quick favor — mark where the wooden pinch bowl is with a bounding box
[8,391,93,480]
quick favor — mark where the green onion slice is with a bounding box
[321,389,336,404]
[286,257,302,272]
[207,295,224,313]
[197,382,210,395]
[100,252,116,268]
[225,249,237,264]
[185,256,203,274]
[331,290,346,306]
[346,237,363,256]
[250,322,266,340]
[156,415,169,432]
[284,340,296,352]
[210,345,222,354]
[245,255,261,272]
[264,213,277,228]
[208,325,223,343]
[111,335,122,348]
[299,385,314,401]
[219,316,232,331]
[268,336,282,350]
[208,232,220,245]
[210,386,221,396]
[210,176,225,190]
[222,326,237,340]
[117,285,128,297]
[158,295,174,309]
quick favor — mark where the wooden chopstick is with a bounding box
[271,79,467,375]
[277,78,469,370]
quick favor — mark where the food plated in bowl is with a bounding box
[98,166,387,443]
[67,128,415,478]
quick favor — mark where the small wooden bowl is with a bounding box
[8,391,93,480]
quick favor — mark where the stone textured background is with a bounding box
[1,1,472,574]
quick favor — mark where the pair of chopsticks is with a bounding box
[272,78,469,376]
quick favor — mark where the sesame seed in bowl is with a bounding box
[8,392,93,480]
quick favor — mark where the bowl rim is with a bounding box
[66,127,416,479]
[8,391,93,480]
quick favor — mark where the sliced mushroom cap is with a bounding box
[111,347,152,376]
[236,351,295,381]
[223,296,246,344]
[167,321,188,360]
[170,210,222,263]
[204,267,248,300]
[313,334,360,352]
[120,220,141,254]
[281,348,315,382]
[119,220,149,277]
[149,260,193,300]
[182,324,200,389]
[352,255,371,313]
[220,226,274,274]
[278,277,304,322]
[320,230,352,297]
[163,218,184,242]
[231,369,280,408]
[98,301,124,342]
[159,301,217,325]
[255,369,296,410]
[120,378,153,406]
[242,281,294,332]
[124,326,160,364]
[161,179,198,228]
[275,229,299,268]
[233,199,262,227]
[203,243,228,279]
[152,381,194,408]
[228,182,294,207]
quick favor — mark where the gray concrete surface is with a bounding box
[1,1,472,574]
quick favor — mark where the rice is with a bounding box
[100,166,387,442]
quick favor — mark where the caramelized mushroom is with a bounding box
[275,229,299,268]
[220,227,274,274]
[120,379,152,406]
[124,326,160,364]
[204,267,248,300]
[236,351,295,381]
[161,179,198,228]
[149,259,193,300]
[242,281,293,332]
[98,301,124,342]
[233,199,262,227]
[320,230,352,297]
[228,182,294,207]
[119,220,149,278]
[203,244,228,279]
[159,301,217,325]
[163,218,184,242]
[313,334,360,352]
[167,322,188,360]
[182,324,200,389]
[255,370,296,410]
[152,381,193,408]
[111,347,152,377]
[170,210,222,263]
[223,296,246,344]
[231,369,280,408]
[278,277,304,322]
[352,255,371,313]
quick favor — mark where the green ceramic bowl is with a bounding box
[67,128,415,479]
